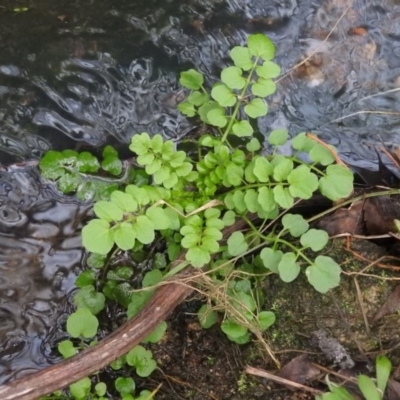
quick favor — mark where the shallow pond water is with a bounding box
[1,0,400,385]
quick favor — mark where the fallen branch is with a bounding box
[0,272,194,400]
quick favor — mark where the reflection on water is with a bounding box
[0,165,89,383]
[0,0,400,383]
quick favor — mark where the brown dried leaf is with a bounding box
[372,285,400,323]
[278,355,320,388]
[388,379,400,400]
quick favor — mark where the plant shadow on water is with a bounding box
[1,0,400,397]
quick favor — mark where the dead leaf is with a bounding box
[388,379,400,400]
[372,285,400,323]
[278,355,320,387]
[318,201,364,235]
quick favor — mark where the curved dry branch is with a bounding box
[0,275,193,400]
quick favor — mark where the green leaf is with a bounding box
[101,155,122,176]
[257,187,276,212]
[232,120,253,137]
[94,201,124,222]
[260,247,283,273]
[125,185,150,206]
[251,78,276,97]
[309,144,336,166]
[244,189,259,213]
[256,61,281,79]
[273,185,293,209]
[247,34,276,60]
[198,100,220,124]
[58,173,81,193]
[87,253,106,269]
[291,132,316,152]
[69,378,91,399]
[95,382,107,397]
[272,157,293,182]
[187,91,208,106]
[287,165,319,199]
[66,308,99,338]
[103,145,118,159]
[225,162,244,186]
[111,191,138,212]
[82,219,114,255]
[300,229,329,251]
[244,98,268,118]
[77,151,100,173]
[223,210,236,226]
[319,165,354,201]
[257,311,276,330]
[143,321,167,343]
[227,231,248,256]
[230,46,253,71]
[211,84,236,107]
[115,377,135,396]
[246,138,261,152]
[114,222,137,250]
[129,132,152,155]
[177,101,196,117]
[143,269,163,287]
[146,207,171,230]
[278,252,301,282]
[186,247,211,268]
[207,107,228,128]
[126,346,157,377]
[221,66,246,89]
[58,340,77,359]
[198,304,218,329]
[133,215,155,244]
[253,157,273,182]
[74,285,106,315]
[39,150,65,180]
[376,355,391,395]
[221,319,248,338]
[358,375,380,400]
[180,69,204,90]
[76,270,96,288]
[232,190,247,213]
[268,129,288,146]
[282,214,309,237]
[306,256,341,293]
[227,332,251,344]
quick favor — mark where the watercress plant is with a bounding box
[38,33,354,398]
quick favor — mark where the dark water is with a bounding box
[1,0,400,384]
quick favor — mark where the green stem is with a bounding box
[220,57,260,144]
[276,238,314,265]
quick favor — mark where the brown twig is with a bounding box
[245,365,323,395]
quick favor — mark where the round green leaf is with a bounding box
[221,66,246,89]
[251,78,276,97]
[256,61,281,79]
[227,231,248,256]
[278,252,301,282]
[207,108,228,128]
[257,186,276,212]
[143,321,167,343]
[247,33,276,60]
[180,69,204,90]
[111,191,138,212]
[187,90,208,106]
[94,201,124,222]
[133,215,155,244]
[178,101,196,117]
[146,207,171,230]
[306,256,341,293]
[253,157,273,182]
[232,120,253,137]
[244,98,268,118]
[74,285,106,315]
[281,214,309,237]
[300,229,329,251]
[82,219,114,255]
[70,378,91,399]
[260,247,283,273]
[211,84,236,107]
[268,129,288,146]
[186,247,211,268]
[198,304,218,329]
[230,46,253,71]
[221,319,247,338]
[114,222,137,250]
[309,143,336,166]
[273,185,294,209]
[66,308,99,338]
[272,157,293,182]
[287,165,319,199]
[115,377,135,396]
[319,165,354,201]
[246,138,261,152]
[58,340,77,359]
[257,311,276,330]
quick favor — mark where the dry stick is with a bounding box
[0,217,256,400]
[245,365,323,395]
[0,272,194,400]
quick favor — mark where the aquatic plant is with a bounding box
[38,33,354,398]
